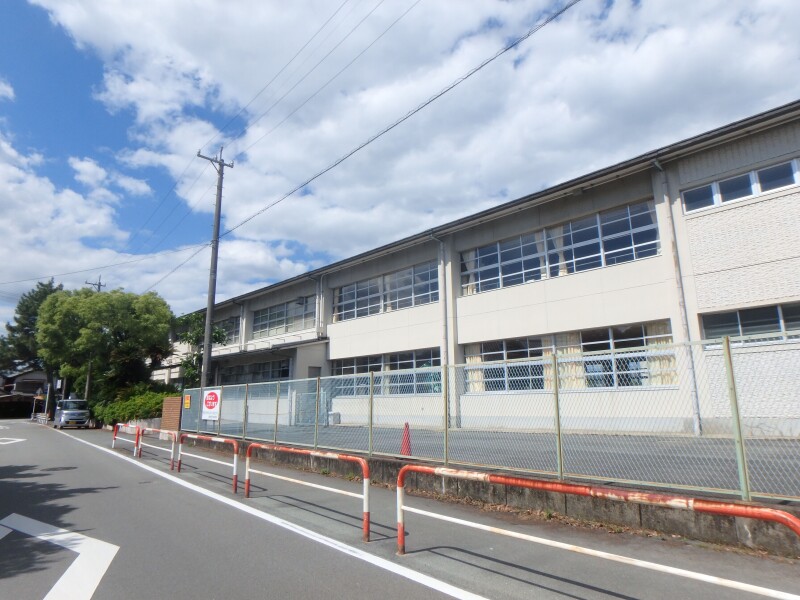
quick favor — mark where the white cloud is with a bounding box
[4,0,800,323]
[0,78,13,101]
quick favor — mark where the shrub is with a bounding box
[94,390,165,425]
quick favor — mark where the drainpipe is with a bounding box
[653,159,703,436]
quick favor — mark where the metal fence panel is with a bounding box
[179,337,800,501]
[448,363,558,473]
[731,339,800,499]
[219,384,246,438]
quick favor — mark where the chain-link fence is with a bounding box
[182,336,800,501]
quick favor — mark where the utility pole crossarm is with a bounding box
[196,147,233,390]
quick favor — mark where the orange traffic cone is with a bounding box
[401,422,411,456]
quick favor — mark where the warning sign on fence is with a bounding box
[201,388,222,421]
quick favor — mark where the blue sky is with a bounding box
[1,0,799,325]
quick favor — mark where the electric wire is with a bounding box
[228,0,388,159]
[222,0,583,239]
[199,0,352,153]
[235,0,422,160]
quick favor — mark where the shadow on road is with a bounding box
[0,464,116,582]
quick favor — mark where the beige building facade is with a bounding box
[155,102,800,435]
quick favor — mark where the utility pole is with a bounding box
[196,147,233,389]
[85,275,106,292]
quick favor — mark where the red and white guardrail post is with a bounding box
[396,465,800,555]
[177,433,239,493]
[111,423,141,456]
[245,443,371,542]
[137,428,177,469]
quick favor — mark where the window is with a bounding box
[220,360,290,384]
[333,261,438,322]
[464,338,550,391]
[332,349,441,395]
[461,200,658,295]
[253,296,316,339]
[581,325,649,388]
[682,160,798,213]
[214,316,240,345]
[463,322,674,391]
[701,303,800,342]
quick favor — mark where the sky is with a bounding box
[0,0,799,327]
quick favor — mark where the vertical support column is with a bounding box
[197,386,203,433]
[552,354,564,480]
[722,336,751,501]
[273,381,280,444]
[442,365,449,466]
[314,376,321,449]
[368,371,374,458]
[242,384,249,440]
[216,386,222,435]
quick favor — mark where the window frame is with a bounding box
[460,200,659,296]
[682,159,799,214]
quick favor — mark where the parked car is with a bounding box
[53,399,91,429]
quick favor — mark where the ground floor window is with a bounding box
[463,320,674,392]
[332,348,441,395]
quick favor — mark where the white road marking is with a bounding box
[0,513,119,600]
[62,431,488,600]
[0,525,11,540]
[0,438,25,445]
[64,430,799,600]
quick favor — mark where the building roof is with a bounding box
[210,99,800,311]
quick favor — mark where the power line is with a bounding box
[235,0,422,160]
[222,0,583,239]
[229,0,388,159]
[200,0,352,154]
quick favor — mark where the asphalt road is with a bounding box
[1,419,799,600]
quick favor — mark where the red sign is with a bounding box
[204,391,219,410]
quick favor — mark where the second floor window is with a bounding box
[214,316,240,345]
[461,200,659,295]
[253,296,316,339]
[333,261,439,322]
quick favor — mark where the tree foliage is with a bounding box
[36,289,174,404]
[174,312,227,388]
[0,279,63,373]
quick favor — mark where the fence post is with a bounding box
[314,377,321,449]
[216,386,222,435]
[273,382,280,444]
[368,371,374,458]
[443,364,449,466]
[197,386,202,433]
[722,336,751,502]
[551,353,564,480]
[242,384,249,440]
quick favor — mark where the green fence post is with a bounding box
[552,353,564,480]
[722,336,751,502]
[242,384,248,440]
[368,371,374,458]
[273,382,280,444]
[314,377,321,449]
[443,364,449,466]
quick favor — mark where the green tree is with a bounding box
[36,289,174,404]
[0,279,63,373]
[174,312,226,388]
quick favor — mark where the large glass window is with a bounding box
[463,321,674,392]
[220,359,290,384]
[682,160,798,213]
[214,316,240,345]
[333,261,438,322]
[332,348,441,395]
[464,338,550,391]
[253,296,316,339]
[701,303,800,342]
[461,200,658,295]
